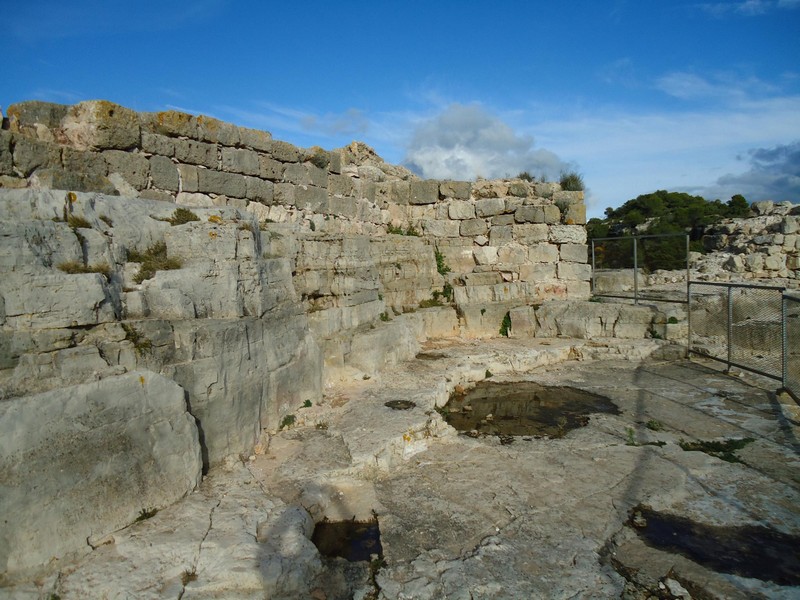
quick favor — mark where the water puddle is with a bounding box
[312,518,383,562]
[629,506,800,585]
[441,381,619,438]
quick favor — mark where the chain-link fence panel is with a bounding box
[785,294,800,401]
[688,282,729,362]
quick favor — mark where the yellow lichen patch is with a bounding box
[66,191,77,203]
[139,375,146,387]
[402,432,413,443]
[208,215,223,224]
[208,231,218,239]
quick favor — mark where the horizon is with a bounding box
[1,0,798,218]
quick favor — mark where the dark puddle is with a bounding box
[629,506,800,586]
[442,381,620,438]
[385,400,416,410]
[312,519,383,562]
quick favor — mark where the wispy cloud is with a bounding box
[402,103,569,181]
[655,71,778,101]
[697,0,799,16]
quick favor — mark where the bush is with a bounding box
[559,170,585,191]
[499,312,512,337]
[67,215,92,229]
[57,260,111,279]
[127,241,182,283]
[435,248,451,276]
[167,208,199,226]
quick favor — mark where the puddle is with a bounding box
[441,381,619,438]
[629,506,800,585]
[385,400,416,410]
[312,519,383,562]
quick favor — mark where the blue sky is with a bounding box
[2,0,798,218]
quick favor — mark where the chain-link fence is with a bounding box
[784,294,800,401]
[689,281,785,381]
[591,234,689,304]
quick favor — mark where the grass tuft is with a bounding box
[167,208,200,226]
[57,260,111,279]
[127,242,182,283]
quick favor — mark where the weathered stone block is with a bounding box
[473,246,498,265]
[32,168,118,195]
[553,190,584,203]
[245,176,274,204]
[509,305,536,337]
[140,132,175,157]
[448,200,475,220]
[328,196,358,218]
[328,174,354,197]
[439,180,471,199]
[492,214,515,226]
[534,182,558,198]
[197,169,246,198]
[143,110,197,138]
[12,137,61,176]
[222,147,260,176]
[149,155,180,191]
[520,262,557,281]
[259,155,284,180]
[498,242,527,264]
[549,225,587,244]
[196,115,241,146]
[6,101,69,134]
[270,141,301,163]
[513,224,548,244]
[174,139,218,169]
[764,254,784,271]
[557,262,592,281]
[103,150,149,190]
[514,206,541,223]
[476,197,505,217]
[62,100,140,150]
[410,180,439,205]
[295,185,327,211]
[62,148,107,180]
[560,243,588,263]
[563,203,586,225]
[238,127,273,152]
[543,205,561,224]
[0,130,12,175]
[274,183,296,206]
[390,180,411,205]
[508,181,528,197]
[423,219,460,237]
[284,163,327,187]
[528,244,559,262]
[782,216,799,235]
[177,163,199,193]
[460,218,488,237]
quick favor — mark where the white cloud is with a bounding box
[403,103,569,181]
[697,0,799,16]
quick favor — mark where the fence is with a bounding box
[688,282,797,391]
[785,294,800,401]
[590,233,689,304]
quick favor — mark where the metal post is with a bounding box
[685,235,690,303]
[782,295,788,392]
[687,281,692,358]
[727,287,733,372]
[633,236,638,305]
[591,239,596,296]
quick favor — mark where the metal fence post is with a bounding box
[727,287,733,372]
[633,236,638,305]
[687,281,692,358]
[782,294,788,391]
[591,239,596,296]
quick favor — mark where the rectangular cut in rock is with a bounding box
[0,371,202,575]
[221,147,260,176]
[408,180,439,205]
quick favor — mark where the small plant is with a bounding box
[588,296,602,303]
[380,312,391,322]
[280,414,296,430]
[667,316,679,324]
[419,297,444,309]
[238,222,254,232]
[517,171,534,182]
[302,399,313,408]
[181,570,197,586]
[555,416,568,437]
[648,327,663,340]
[99,214,113,227]
[679,437,754,463]
[57,261,111,279]
[309,220,316,231]
[434,248,451,276]
[167,208,200,226]
[315,422,329,430]
[625,427,637,446]
[208,215,223,224]
[135,507,158,522]
[67,214,92,229]
[480,308,486,315]
[499,312,512,337]
[387,224,420,236]
[122,323,153,355]
[127,241,182,283]
[485,369,493,378]
[559,170,585,191]
[645,419,663,432]
[442,282,453,302]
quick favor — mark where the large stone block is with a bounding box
[269,141,301,163]
[549,225,587,244]
[295,185,327,211]
[557,262,592,281]
[423,219,460,237]
[31,168,118,195]
[448,200,475,220]
[519,262,557,282]
[0,371,201,575]
[238,127,273,152]
[6,101,69,135]
[140,132,175,157]
[460,218,488,237]
[62,148,108,180]
[328,174,354,197]
[222,147,260,176]
[284,163,327,187]
[149,155,180,191]
[103,150,150,190]
[197,169,247,198]
[489,225,513,245]
[174,139,218,169]
[0,130,12,176]
[528,243,559,262]
[560,243,588,263]
[245,176,274,204]
[475,197,506,217]
[439,180,471,199]
[143,110,198,138]
[12,137,61,177]
[410,180,439,205]
[259,155,284,180]
[178,163,200,192]
[62,100,140,150]
[196,115,241,146]
[513,224,549,244]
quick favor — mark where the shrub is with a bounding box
[167,208,199,226]
[122,323,152,354]
[67,215,92,229]
[435,248,451,276]
[127,241,182,283]
[280,414,296,430]
[499,312,512,337]
[559,170,585,191]
[57,260,111,279]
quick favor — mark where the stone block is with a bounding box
[508,181,528,197]
[782,216,799,235]
[449,200,475,220]
[549,225,587,244]
[558,262,592,281]
[410,180,439,205]
[423,219,460,237]
[32,168,118,195]
[560,243,588,263]
[460,218,489,237]
[328,174,354,197]
[553,190,584,203]
[259,155,284,180]
[62,148,107,180]
[534,182,558,198]
[142,110,198,138]
[221,147,260,176]
[476,197,506,217]
[295,185,327,211]
[6,101,69,134]
[528,243,559,262]
[103,150,149,190]
[12,137,61,176]
[140,132,175,157]
[274,183,296,206]
[62,100,140,150]
[245,176,274,204]
[514,206,542,223]
[390,180,411,205]
[543,205,561,224]
[498,242,527,264]
[489,225,513,245]
[763,254,784,271]
[284,163,327,187]
[439,180,471,199]
[177,163,199,193]
[138,189,175,202]
[0,130,12,175]
[563,203,586,225]
[174,139,218,169]
[0,371,202,575]
[238,127,273,152]
[270,140,301,163]
[197,169,247,198]
[149,155,180,191]
[196,114,241,146]
[492,214,515,226]
[513,224,549,244]
[473,246,498,265]
[508,306,536,337]
[519,263,557,282]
